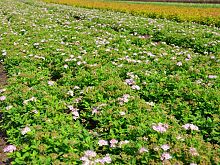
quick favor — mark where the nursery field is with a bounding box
[0,0,220,164]
[44,0,220,27]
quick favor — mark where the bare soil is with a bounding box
[0,63,9,164]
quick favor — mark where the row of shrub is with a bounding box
[44,0,220,27]
[0,0,219,164]
[112,0,220,4]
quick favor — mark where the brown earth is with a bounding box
[0,63,9,165]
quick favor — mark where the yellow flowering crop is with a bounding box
[44,0,220,26]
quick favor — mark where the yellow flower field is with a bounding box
[44,0,220,26]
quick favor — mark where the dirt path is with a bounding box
[0,63,9,164]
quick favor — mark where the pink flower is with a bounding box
[102,154,112,164]
[0,96,6,101]
[125,79,135,85]
[160,152,172,160]
[77,61,82,65]
[3,145,16,153]
[189,147,199,156]
[161,144,170,151]
[67,90,74,96]
[110,139,118,147]
[208,75,217,79]
[95,154,112,164]
[48,81,55,86]
[92,107,99,115]
[80,156,92,165]
[146,101,155,106]
[67,105,74,111]
[152,123,169,133]
[80,156,89,162]
[95,158,103,164]
[72,111,79,120]
[68,106,79,115]
[190,124,199,131]
[119,111,126,116]
[23,97,36,105]
[182,123,190,130]
[63,64,68,68]
[84,150,97,158]
[74,97,82,103]
[119,140,129,147]
[21,126,31,135]
[32,109,38,114]
[118,94,130,105]
[182,124,199,131]
[190,163,197,165]
[29,97,36,102]
[98,140,108,146]
[131,85,140,90]
[176,61,182,66]
[139,147,148,154]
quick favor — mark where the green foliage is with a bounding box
[0,0,219,164]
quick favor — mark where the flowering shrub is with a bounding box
[0,0,219,164]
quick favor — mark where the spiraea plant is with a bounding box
[0,0,219,164]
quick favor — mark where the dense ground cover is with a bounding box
[0,0,219,164]
[44,0,220,27]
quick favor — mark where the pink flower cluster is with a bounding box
[182,123,199,131]
[131,85,140,90]
[0,96,6,101]
[84,150,97,158]
[125,79,135,86]
[118,140,129,148]
[98,140,108,146]
[110,139,118,148]
[68,106,79,120]
[67,90,74,96]
[152,123,169,133]
[80,150,112,164]
[161,144,170,151]
[146,101,155,106]
[92,104,107,115]
[48,80,55,86]
[160,152,172,161]
[118,94,130,105]
[3,145,16,153]
[95,155,112,164]
[97,139,129,148]
[21,126,31,135]
[139,147,148,154]
[189,147,199,156]
[23,97,36,105]
[176,61,183,66]
[208,75,217,79]
[125,72,140,90]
